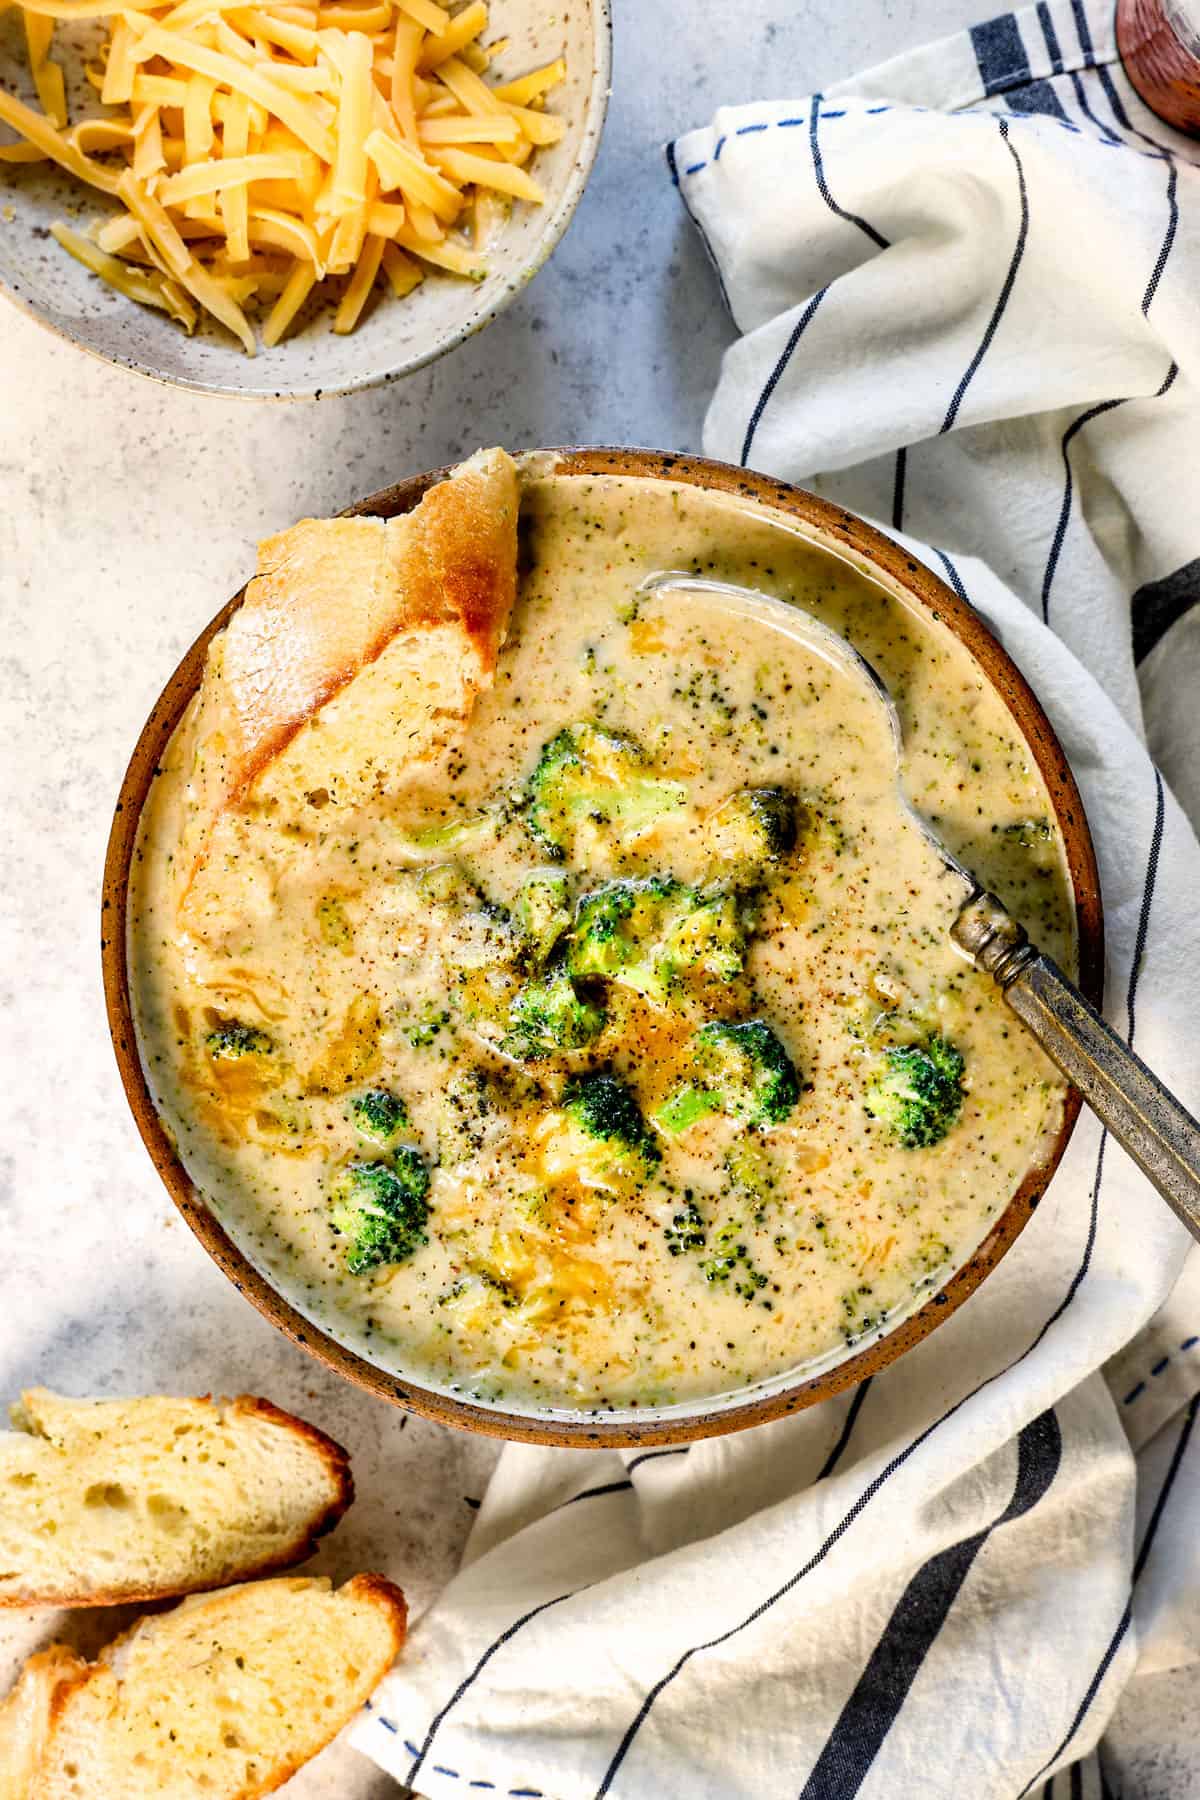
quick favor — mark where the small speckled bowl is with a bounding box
[0,1,610,398]
[102,451,1104,1447]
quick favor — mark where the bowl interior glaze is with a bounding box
[0,1,610,398]
[102,449,1104,1447]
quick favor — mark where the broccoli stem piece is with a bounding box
[501,963,606,1061]
[404,804,506,851]
[514,869,574,966]
[656,1019,801,1133]
[864,1034,965,1148]
[328,1152,431,1275]
[655,1085,720,1134]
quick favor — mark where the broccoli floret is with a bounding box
[328,1153,430,1274]
[514,868,574,965]
[864,1034,965,1148]
[656,1019,801,1133]
[350,1087,409,1148]
[658,890,745,984]
[664,1196,706,1255]
[539,1070,661,1195]
[525,722,686,860]
[569,876,678,982]
[502,963,606,1061]
[205,1020,274,1060]
[704,787,798,878]
[568,878,746,1003]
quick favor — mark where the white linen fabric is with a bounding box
[355,4,1200,1794]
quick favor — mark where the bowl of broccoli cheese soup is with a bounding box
[105,447,1103,1447]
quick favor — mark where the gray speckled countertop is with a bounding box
[3,0,1190,1793]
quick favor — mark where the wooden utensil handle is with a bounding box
[953,891,1200,1242]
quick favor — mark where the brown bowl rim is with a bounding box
[101,447,1104,1448]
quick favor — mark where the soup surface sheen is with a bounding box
[130,467,1076,1419]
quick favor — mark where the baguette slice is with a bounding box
[2,1573,406,1800]
[0,1392,352,1608]
[178,444,520,922]
[0,1647,87,1800]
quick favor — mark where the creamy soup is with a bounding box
[130,464,1075,1419]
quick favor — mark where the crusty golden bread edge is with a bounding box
[4,1576,407,1800]
[211,446,517,815]
[0,1644,90,1800]
[0,1394,355,1611]
[208,1573,408,1800]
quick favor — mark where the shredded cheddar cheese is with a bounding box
[0,0,566,352]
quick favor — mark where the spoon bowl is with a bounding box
[637,570,976,889]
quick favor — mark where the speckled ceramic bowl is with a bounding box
[0,1,610,398]
[102,451,1104,1447]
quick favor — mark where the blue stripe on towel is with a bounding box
[799,1411,1063,1800]
[1067,70,1123,143]
[1042,158,1179,622]
[891,448,908,531]
[1019,1389,1199,1794]
[817,1378,873,1482]
[406,1592,580,1788]
[941,117,1030,432]
[971,13,1030,94]
[1037,2,1063,72]
[740,286,830,466]
[1013,773,1171,1798]
[809,92,889,248]
[1007,78,1068,120]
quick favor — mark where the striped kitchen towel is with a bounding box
[354,4,1200,1795]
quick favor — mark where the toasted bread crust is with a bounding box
[228,1394,355,1545]
[190,447,518,830]
[0,1646,88,1800]
[221,1575,408,1800]
[341,1571,408,1648]
[383,445,518,674]
[0,1393,355,1610]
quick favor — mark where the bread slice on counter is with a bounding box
[0,1391,352,1608]
[0,1646,86,1800]
[178,444,520,916]
[0,1573,406,1799]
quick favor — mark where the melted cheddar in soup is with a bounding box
[130,455,1076,1419]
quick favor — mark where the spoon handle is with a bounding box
[953,891,1200,1242]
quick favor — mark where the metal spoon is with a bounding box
[639,571,1200,1241]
